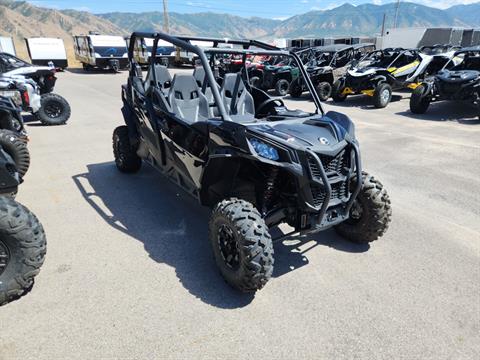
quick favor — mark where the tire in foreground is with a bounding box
[209,198,274,292]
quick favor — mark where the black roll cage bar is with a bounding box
[128,32,324,121]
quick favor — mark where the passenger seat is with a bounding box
[168,75,211,123]
[145,64,172,95]
[220,73,255,116]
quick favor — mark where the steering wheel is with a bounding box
[256,98,285,116]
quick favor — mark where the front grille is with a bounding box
[310,181,348,207]
[307,149,349,179]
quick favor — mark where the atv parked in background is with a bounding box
[0,144,46,306]
[290,44,375,101]
[410,46,480,118]
[0,76,71,126]
[332,48,431,108]
[253,56,300,96]
[113,32,392,293]
[0,52,58,94]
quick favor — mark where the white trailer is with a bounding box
[25,37,68,68]
[0,37,16,56]
[74,34,128,71]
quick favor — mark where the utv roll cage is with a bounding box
[441,46,480,70]
[128,32,324,121]
[357,48,418,69]
[304,43,376,67]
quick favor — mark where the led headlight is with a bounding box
[249,138,280,161]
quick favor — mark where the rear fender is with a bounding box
[121,95,140,146]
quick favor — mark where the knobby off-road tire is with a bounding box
[275,79,290,97]
[316,81,333,101]
[289,79,303,98]
[0,197,46,306]
[34,93,71,126]
[335,172,392,244]
[373,83,392,108]
[209,198,274,292]
[332,80,347,102]
[0,130,30,178]
[113,126,142,173]
[410,85,431,114]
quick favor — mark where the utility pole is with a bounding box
[393,0,401,29]
[163,0,170,33]
[381,13,386,36]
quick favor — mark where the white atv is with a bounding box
[0,76,71,126]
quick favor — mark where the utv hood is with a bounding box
[249,112,355,152]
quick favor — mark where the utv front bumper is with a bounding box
[295,143,362,232]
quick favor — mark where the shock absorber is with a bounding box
[262,167,279,214]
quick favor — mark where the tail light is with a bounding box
[21,89,30,106]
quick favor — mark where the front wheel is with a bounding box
[316,81,332,101]
[113,126,142,173]
[0,197,47,306]
[274,79,290,97]
[209,198,274,292]
[332,80,347,102]
[289,79,303,98]
[410,85,431,114]
[34,93,71,125]
[335,172,392,244]
[373,83,392,108]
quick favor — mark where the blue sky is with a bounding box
[28,0,479,18]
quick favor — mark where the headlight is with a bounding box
[249,138,280,161]
[0,90,22,107]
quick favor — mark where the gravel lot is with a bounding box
[0,69,479,359]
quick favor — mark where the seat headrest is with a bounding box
[154,64,172,86]
[222,73,246,98]
[193,66,206,87]
[170,75,201,101]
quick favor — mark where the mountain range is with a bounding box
[0,0,479,63]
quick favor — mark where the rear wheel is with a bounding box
[289,79,303,98]
[209,198,274,292]
[410,85,431,114]
[0,130,30,178]
[113,126,142,173]
[274,79,290,97]
[332,80,347,102]
[34,93,71,125]
[373,83,392,108]
[316,81,332,101]
[0,197,46,306]
[335,172,392,244]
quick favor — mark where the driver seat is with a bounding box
[168,74,211,123]
[220,73,255,116]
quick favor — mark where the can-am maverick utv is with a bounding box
[113,32,392,292]
[0,144,46,306]
[0,52,58,94]
[290,44,375,101]
[410,46,480,118]
[332,48,431,108]
[252,55,300,96]
[0,75,71,126]
[0,94,30,177]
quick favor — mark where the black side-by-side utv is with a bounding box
[113,32,392,292]
[410,46,480,118]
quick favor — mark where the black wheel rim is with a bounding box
[346,199,364,225]
[217,224,240,270]
[0,240,10,276]
[114,136,125,166]
[44,101,63,119]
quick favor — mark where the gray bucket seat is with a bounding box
[168,75,211,123]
